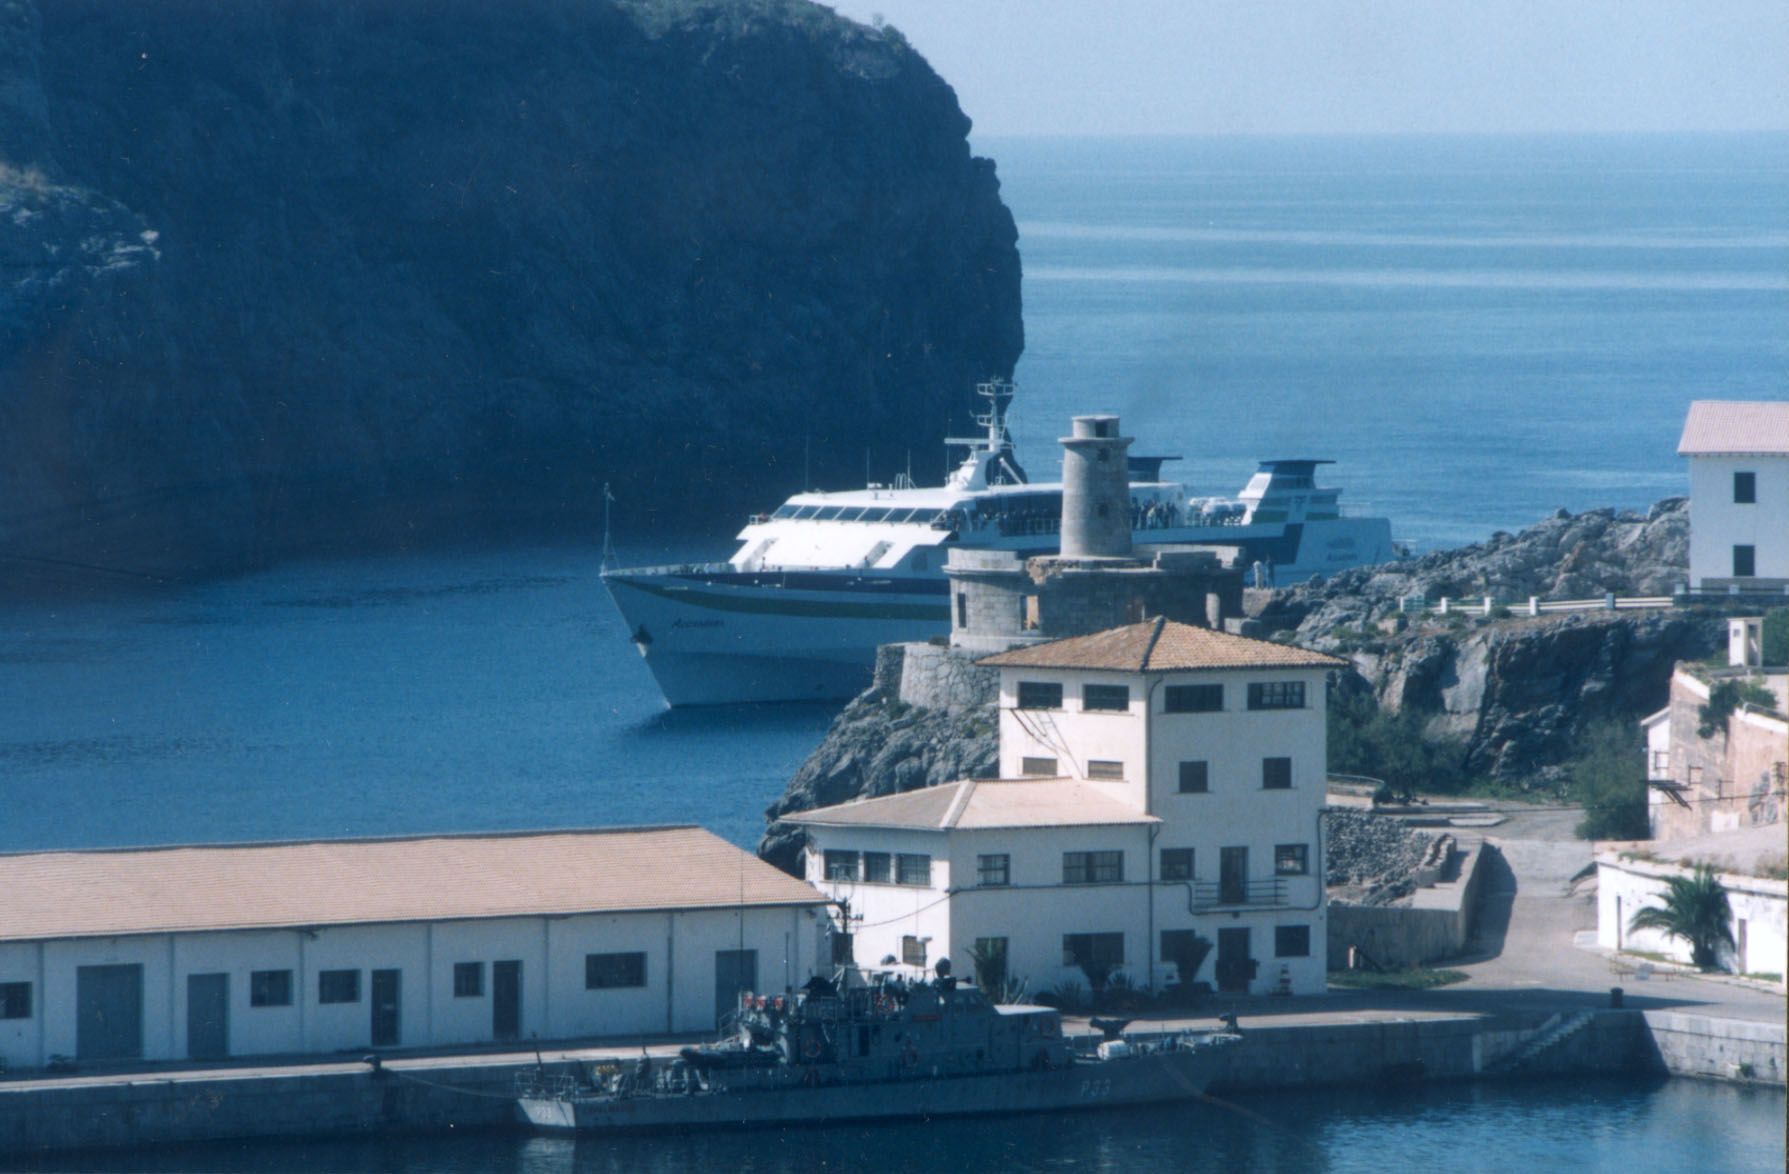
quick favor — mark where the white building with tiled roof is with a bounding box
[1678,399,1789,592]
[0,827,829,1070]
[788,618,1344,1000]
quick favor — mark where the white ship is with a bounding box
[604,380,1395,706]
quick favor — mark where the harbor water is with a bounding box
[1,134,1785,1164]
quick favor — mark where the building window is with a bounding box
[585,952,647,990]
[0,982,30,1019]
[249,970,293,1008]
[453,962,484,998]
[1087,759,1125,780]
[863,852,891,884]
[1020,756,1059,777]
[1083,684,1131,712]
[824,850,861,882]
[1178,761,1210,793]
[902,935,927,967]
[1275,925,1311,958]
[1263,757,1293,790]
[1063,850,1124,884]
[1248,681,1306,710]
[1275,844,1309,875]
[1164,684,1223,713]
[972,937,1008,991]
[1160,848,1195,881]
[978,853,1011,886]
[318,970,360,1004]
[1734,545,1756,577]
[1734,471,1756,503]
[1062,932,1125,971]
[956,592,968,627]
[897,853,932,886]
[1016,681,1063,709]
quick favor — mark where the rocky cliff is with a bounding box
[760,500,1717,867]
[0,0,1021,580]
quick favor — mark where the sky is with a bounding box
[824,1,1789,137]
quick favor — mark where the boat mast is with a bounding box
[601,482,616,572]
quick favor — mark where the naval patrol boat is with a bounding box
[603,379,1396,705]
[515,966,1240,1133]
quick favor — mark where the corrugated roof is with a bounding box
[0,827,826,943]
[1678,400,1789,455]
[976,617,1345,673]
[786,779,1159,831]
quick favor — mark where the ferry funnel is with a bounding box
[1059,415,1133,558]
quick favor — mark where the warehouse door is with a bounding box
[186,973,229,1060]
[492,960,522,1042]
[76,964,144,1062]
[714,949,757,1027]
[370,969,401,1047]
[1215,928,1253,994]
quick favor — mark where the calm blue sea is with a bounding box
[1,135,1784,1164]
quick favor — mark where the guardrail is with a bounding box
[1394,590,1780,619]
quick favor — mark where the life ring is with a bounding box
[802,1035,824,1061]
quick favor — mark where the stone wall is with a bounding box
[1326,839,1487,969]
[895,642,999,713]
[1639,1011,1786,1085]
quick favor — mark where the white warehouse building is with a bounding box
[0,827,830,1071]
[1678,399,1789,593]
[790,618,1343,1000]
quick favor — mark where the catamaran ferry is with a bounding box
[604,381,1395,706]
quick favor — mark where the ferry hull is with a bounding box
[518,1044,1229,1133]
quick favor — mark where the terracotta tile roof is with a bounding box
[0,827,825,943]
[976,617,1345,672]
[1678,400,1789,455]
[786,779,1158,831]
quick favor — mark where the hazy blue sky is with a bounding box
[826,1,1789,137]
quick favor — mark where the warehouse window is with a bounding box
[1160,848,1195,881]
[1020,756,1059,777]
[1275,844,1310,875]
[249,969,292,1008]
[1164,684,1223,713]
[862,852,891,884]
[0,982,30,1019]
[902,935,927,967]
[1275,926,1312,958]
[1062,932,1124,970]
[585,952,647,990]
[1087,759,1125,780]
[1083,684,1131,712]
[1248,681,1305,710]
[1063,850,1124,884]
[1734,471,1756,503]
[318,970,360,1004]
[1016,681,1063,709]
[1263,757,1293,790]
[897,853,932,886]
[824,850,861,882]
[453,962,484,998]
[1734,545,1756,577]
[1178,761,1210,793]
[978,853,1011,886]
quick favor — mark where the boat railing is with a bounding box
[514,1070,579,1101]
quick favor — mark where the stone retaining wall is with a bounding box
[1640,1011,1786,1085]
[1326,839,1488,969]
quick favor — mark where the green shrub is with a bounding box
[1568,721,1651,840]
[1328,689,1470,796]
[1762,608,1788,666]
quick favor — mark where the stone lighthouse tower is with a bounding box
[1059,415,1134,559]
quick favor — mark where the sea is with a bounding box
[1,134,1785,1167]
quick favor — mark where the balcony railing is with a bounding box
[1185,878,1288,910]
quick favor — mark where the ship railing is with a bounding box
[604,561,738,577]
[514,1071,579,1101]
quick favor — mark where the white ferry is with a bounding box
[604,381,1395,706]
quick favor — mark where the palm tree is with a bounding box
[1627,865,1736,970]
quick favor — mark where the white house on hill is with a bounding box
[1678,400,1789,593]
[789,618,1344,999]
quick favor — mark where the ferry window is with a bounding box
[318,969,360,1004]
[250,969,293,1007]
[862,509,891,523]
[772,505,799,519]
[1275,926,1311,958]
[0,982,31,1019]
[1160,848,1194,881]
[1263,757,1293,790]
[814,507,845,521]
[972,938,1008,990]
[1083,684,1130,712]
[1063,850,1124,885]
[824,850,861,882]
[1734,472,1756,503]
[585,952,647,990]
[1062,932,1124,971]
[901,936,927,967]
[1016,681,1063,709]
[1165,684,1223,713]
[896,854,932,886]
[838,508,867,522]
[1020,756,1058,777]
[1275,844,1309,875]
[863,852,891,883]
[1734,545,1756,577]
[977,854,1010,886]
[1087,759,1125,780]
[1178,761,1210,793]
[792,506,820,519]
[453,963,484,998]
[1247,681,1305,710]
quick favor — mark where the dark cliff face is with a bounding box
[0,0,1022,579]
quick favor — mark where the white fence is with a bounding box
[1399,592,1675,618]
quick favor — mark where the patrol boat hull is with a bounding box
[518,1042,1231,1133]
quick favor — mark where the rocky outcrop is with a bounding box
[0,0,1021,579]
